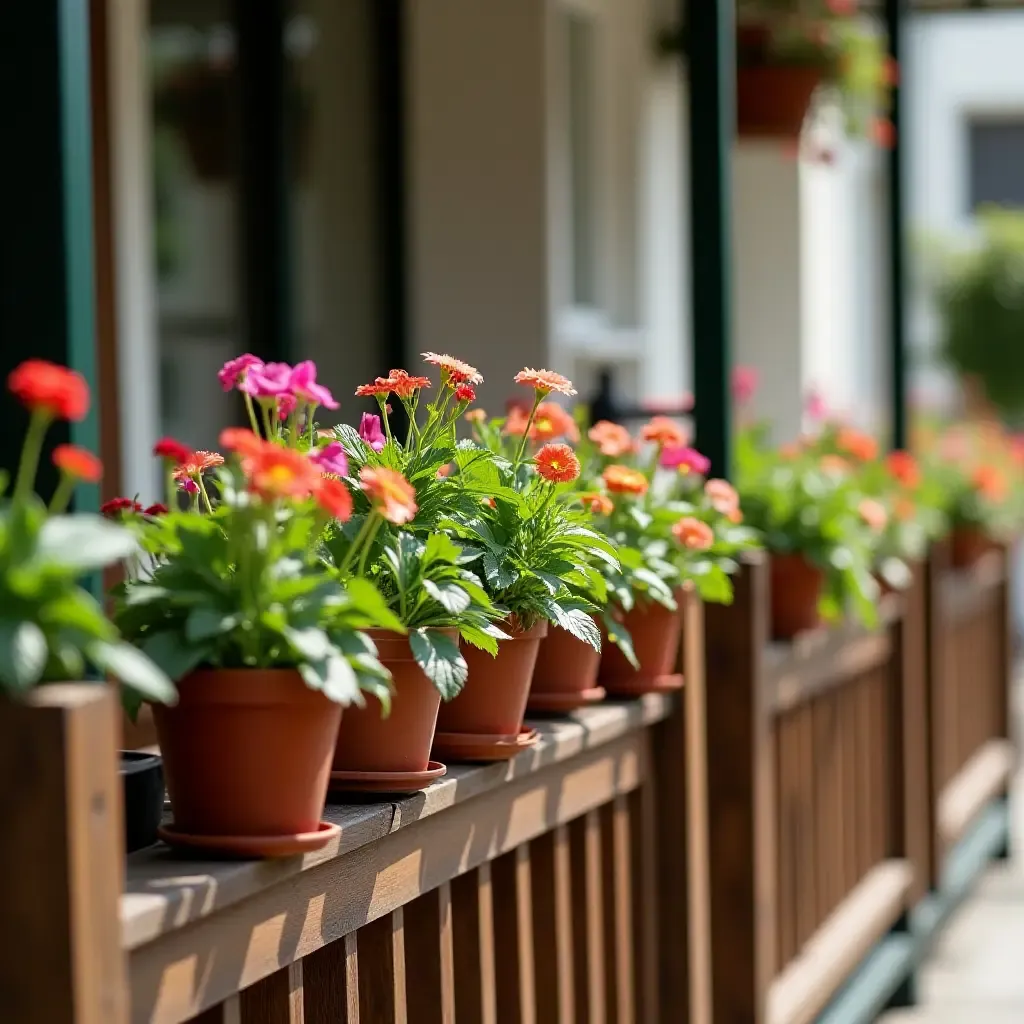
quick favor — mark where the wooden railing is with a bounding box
[0,594,712,1024]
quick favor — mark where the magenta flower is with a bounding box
[179,478,200,494]
[731,366,759,405]
[240,362,293,399]
[661,445,711,475]
[277,393,297,421]
[290,360,339,411]
[805,387,828,422]
[311,441,349,477]
[359,412,386,452]
[218,353,263,392]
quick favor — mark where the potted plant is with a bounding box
[1,361,176,854]
[115,363,395,857]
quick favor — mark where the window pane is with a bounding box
[567,12,597,307]
[969,120,1024,211]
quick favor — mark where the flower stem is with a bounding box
[196,474,214,514]
[339,510,380,576]
[13,410,50,505]
[244,392,261,436]
[512,394,543,470]
[357,515,383,577]
[48,473,75,515]
[377,395,394,446]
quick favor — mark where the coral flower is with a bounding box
[173,450,225,480]
[602,465,649,496]
[836,427,878,462]
[315,477,354,522]
[247,446,320,500]
[219,428,266,460]
[662,446,710,475]
[858,498,888,532]
[672,517,714,551]
[503,406,530,437]
[578,492,614,516]
[514,367,577,397]
[820,454,850,476]
[972,465,1008,502]
[422,352,483,385]
[588,420,634,458]
[355,378,395,398]
[886,450,920,488]
[465,409,487,424]
[290,360,339,410]
[529,402,579,443]
[52,444,102,483]
[358,413,386,452]
[360,466,418,525]
[101,497,142,518]
[386,369,432,399]
[871,117,896,149]
[8,360,90,422]
[534,443,581,484]
[454,384,477,404]
[732,366,759,405]
[704,478,740,516]
[437,464,453,479]
[641,416,687,448]
[153,437,193,465]
[894,496,916,522]
[310,442,349,478]
[218,353,263,392]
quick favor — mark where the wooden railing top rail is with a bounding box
[938,547,1006,623]
[121,694,674,953]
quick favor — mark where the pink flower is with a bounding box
[732,366,759,405]
[311,441,349,477]
[290,360,339,411]
[661,445,711,475]
[179,478,200,494]
[218,354,263,392]
[277,393,297,421]
[240,361,293,399]
[359,413,386,452]
[805,388,828,422]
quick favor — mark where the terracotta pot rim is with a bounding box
[500,617,549,640]
[169,666,326,709]
[366,627,460,661]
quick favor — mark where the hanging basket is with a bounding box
[737,64,822,139]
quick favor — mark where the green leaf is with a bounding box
[283,626,334,661]
[458,624,499,656]
[185,607,239,643]
[299,652,361,705]
[344,577,406,633]
[0,620,48,690]
[39,592,114,640]
[409,628,468,700]
[422,579,472,616]
[422,531,462,568]
[483,551,518,590]
[140,630,211,683]
[544,604,601,652]
[37,514,136,572]
[88,640,177,704]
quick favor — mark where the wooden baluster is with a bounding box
[0,686,127,1024]
[404,884,456,1024]
[777,712,797,970]
[813,694,836,921]
[796,701,817,948]
[239,964,304,1023]
[531,826,576,1023]
[704,557,775,1024]
[600,798,635,1024]
[451,865,498,1024]
[357,911,407,1024]
[629,772,659,1024]
[570,812,607,1024]
[304,933,359,1024]
[995,542,1014,859]
[492,846,536,1024]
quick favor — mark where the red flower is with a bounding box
[153,437,193,464]
[886,450,920,488]
[100,497,142,518]
[143,503,169,516]
[534,443,581,484]
[8,360,89,421]
[454,384,476,403]
[52,444,102,483]
[836,427,878,462]
[315,477,354,522]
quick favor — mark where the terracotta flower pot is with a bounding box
[436,620,548,737]
[770,554,824,640]
[529,625,604,710]
[333,629,453,774]
[737,64,821,138]
[153,667,341,840]
[950,527,995,569]
[599,595,684,694]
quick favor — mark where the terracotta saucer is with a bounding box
[432,726,539,763]
[328,761,447,794]
[526,686,607,714]
[156,820,341,859]
[601,672,684,698]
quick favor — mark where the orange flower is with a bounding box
[534,443,581,484]
[52,444,102,483]
[602,464,648,496]
[421,352,483,385]
[870,117,896,149]
[588,420,634,457]
[315,477,354,522]
[220,428,267,459]
[173,450,225,480]
[246,446,321,500]
[465,408,487,424]
[437,463,453,479]
[836,427,878,462]
[530,402,579,443]
[8,359,89,421]
[727,507,744,524]
[514,367,577,397]
[820,454,850,476]
[704,478,739,516]
[779,442,801,461]
[672,517,714,551]
[858,498,888,532]
[578,492,614,516]
[386,369,432,399]
[640,416,686,448]
[894,496,916,522]
[972,465,1008,502]
[355,378,394,398]
[886,450,920,488]
[360,466,418,524]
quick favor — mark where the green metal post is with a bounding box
[0,1,99,512]
[688,0,736,479]
[885,0,908,451]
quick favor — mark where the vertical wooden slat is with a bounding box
[403,884,455,1024]
[813,696,833,921]
[0,687,127,1024]
[492,846,536,1024]
[358,911,407,1024]
[855,673,872,880]
[796,702,817,946]
[629,775,659,1024]
[705,557,774,1024]
[239,963,304,1024]
[601,798,635,1024]
[777,711,797,969]
[304,932,359,1024]
[451,867,497,1024]
[531,827,575,1024]
[570,813,607,1024]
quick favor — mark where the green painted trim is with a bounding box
[59,0,100,515]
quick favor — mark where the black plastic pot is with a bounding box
[121,751,164,854]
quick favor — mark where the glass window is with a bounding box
[969,119,1024,212]
[567,11,598,308]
